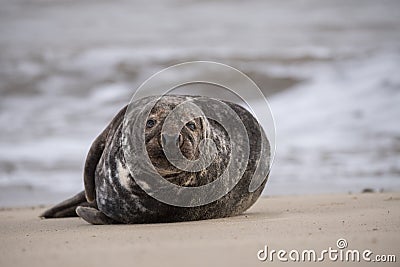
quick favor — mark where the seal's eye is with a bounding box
[146,119,156,128]
[186,122,196,131]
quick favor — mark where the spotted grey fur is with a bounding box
[41,95,270,224]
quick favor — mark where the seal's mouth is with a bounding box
[157,168,182,177]
[151,145,197,162]
[149,147,194,179]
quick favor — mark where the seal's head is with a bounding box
[144,96,210,180]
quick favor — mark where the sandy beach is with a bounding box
[1,192,398,267]
[0,2,399,266]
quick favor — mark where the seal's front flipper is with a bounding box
[40,191,96,218]
[76,206,117,225]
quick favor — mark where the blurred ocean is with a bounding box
[1,0,400,206]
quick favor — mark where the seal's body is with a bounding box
[41,95,270,224]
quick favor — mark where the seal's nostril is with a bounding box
[161,134,166,146]
[178,134,183,147]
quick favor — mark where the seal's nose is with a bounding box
[161,133,183,147]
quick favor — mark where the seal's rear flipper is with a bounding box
[40,191,95,218]
[76,206,116,225]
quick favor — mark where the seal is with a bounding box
[41,95,271,224]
